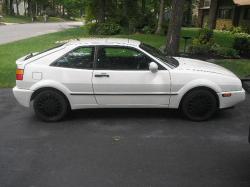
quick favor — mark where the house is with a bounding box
[198,0,250,30]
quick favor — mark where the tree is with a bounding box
[15,0,20,15]
[165,0,185,56]
[9,0,14,15]
[208,0,218,29]
[155,0,165,34]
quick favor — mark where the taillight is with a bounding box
[16,69,24,80]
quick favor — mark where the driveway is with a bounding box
[0,22,83,44]
[0,89,249,187]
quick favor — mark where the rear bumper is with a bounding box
[13,86,33,107]
[218,89,246,109]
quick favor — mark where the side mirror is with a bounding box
[149,62,158,73]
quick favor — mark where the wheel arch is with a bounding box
[179,86,220,109]
[170,79,222,109]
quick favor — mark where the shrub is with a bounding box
[212,45,239,58]
[141,26,154,34]
[196,28,214,45]
[233,33,250,57]
[230,26,248,34]
[87,22,122,35]
[188,43,212,55]
[189,28,215,55]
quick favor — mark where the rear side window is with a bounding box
[52,47,94,69]
[96,47,152,70]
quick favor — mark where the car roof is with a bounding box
[66,38,141,47]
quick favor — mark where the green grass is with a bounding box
[0,27,249,88]
[1,15,31,23]
[0,15,71,24]
[214,59,250,77]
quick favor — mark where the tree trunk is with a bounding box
[15,0,19,15]
[141,0,146,14]
[9,0,14,15]
[27,0,31,16]
[62,5,65,17]
[24,0,26,16]
[165,0,185,56]
[208,0,218,29]
[3,0,9,15]
[155,0,165,34]
[98,0,105,23]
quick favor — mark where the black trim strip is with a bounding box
[70,93,178,96]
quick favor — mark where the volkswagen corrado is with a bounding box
[13,38,245,122]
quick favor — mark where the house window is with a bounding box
[244,8,250,20]
[203,0,211,8]
[218,8,232,19]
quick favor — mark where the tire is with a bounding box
[181,89,218,121]
[32,90,69,122]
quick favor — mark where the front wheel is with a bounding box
[32,90,69,122]
[181,89,218,121]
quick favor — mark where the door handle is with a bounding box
[94,74,110,78]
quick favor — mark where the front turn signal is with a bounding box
[222,93,232,97]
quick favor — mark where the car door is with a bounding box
[92,46,171,106]
[50,46,96,108]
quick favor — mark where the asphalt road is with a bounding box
[0,89,249,187]
[0,22,83,44]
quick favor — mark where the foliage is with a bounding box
[230,27,248,35]
[233,33,250,57]
[189,28,239,58]
[87,22,122,35]
[212,45,239,58]
[189,28,215,55]
[196,28,214,45]
[141,26,154,34]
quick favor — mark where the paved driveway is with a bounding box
[0,89,249,187]
[0,22,83,44]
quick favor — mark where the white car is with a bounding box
[13,38,245,122]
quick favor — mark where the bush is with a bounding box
[196,28,214,45]
[141,26,154,34]
[189,43,212,55]
[212,45,239,58]
[233,33,250,57]
[87,22,122,35]
[230,27,248,34]
[189,28,215,55]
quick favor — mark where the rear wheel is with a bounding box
[181,89,218,121]
[32,90,69,122]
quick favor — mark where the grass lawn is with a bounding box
[0,15,71,24]
[214,59,250,77]
[0,27,249,87]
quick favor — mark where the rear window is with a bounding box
[25,44,65,60]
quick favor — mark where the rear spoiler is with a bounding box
[16,52,39,65]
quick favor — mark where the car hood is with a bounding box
[174,57,236,77]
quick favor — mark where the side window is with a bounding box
[52,47,94,69]
[96,47,152,70]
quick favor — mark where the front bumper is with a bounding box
[218,89,246,109]
[13,86,34,107]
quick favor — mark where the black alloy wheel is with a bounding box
[181,89,218,121]
[33,90,69,122]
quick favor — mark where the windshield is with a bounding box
[140,43,179,68]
